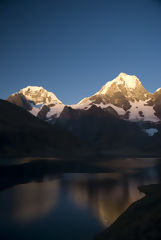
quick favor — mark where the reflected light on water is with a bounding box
[0,157,161,240]
[3,180,60,222]
[64,158,161,226]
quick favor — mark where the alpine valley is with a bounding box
[2,73,161,156]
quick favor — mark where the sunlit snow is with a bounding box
[46,104,65,118]
[95,103,125,115]
[70,100,92,110]
[156,88,161,92]
[128,101,159,122]
[29,107,40,116]
[96,73,140,95]
[20,86,62,104]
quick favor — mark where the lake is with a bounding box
[0,157,161,240]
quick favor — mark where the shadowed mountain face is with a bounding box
[57,106,161,155]
[1,98,161,156]
[0,99,80,157]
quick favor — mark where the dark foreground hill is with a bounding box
[1,98,161,157]
[56,105,161,156]
[94,184,161,240]
[0,99,80,157]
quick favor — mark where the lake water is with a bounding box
[0,157,161,240]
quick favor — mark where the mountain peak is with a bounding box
[97,73,141,95]
[18,86,62,105]
[21,86,43,92]
[76,73,151,117]
[118,72,129,77]
[8,86,63,117]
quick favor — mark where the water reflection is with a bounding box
[64,158,161,226]
[0,157,161,240]
[12,180,59,222]
[0,179,59,222]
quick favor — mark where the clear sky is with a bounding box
[0,0,161,104]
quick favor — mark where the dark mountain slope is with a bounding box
[56,105,161,155]
[1,98,161,157]
[0,99,80,157]
[94,184,161,240]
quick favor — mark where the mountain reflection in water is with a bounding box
[13,181,59,222]
[0,157,161,240]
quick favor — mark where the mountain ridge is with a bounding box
[7,73,161,123]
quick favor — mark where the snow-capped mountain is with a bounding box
[80,72,149,102]
[69,73,160,122]
[7,73,161,123]
[5,74,161,155]
[8,86,64,119]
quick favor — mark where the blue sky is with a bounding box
[0,0,161,104]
